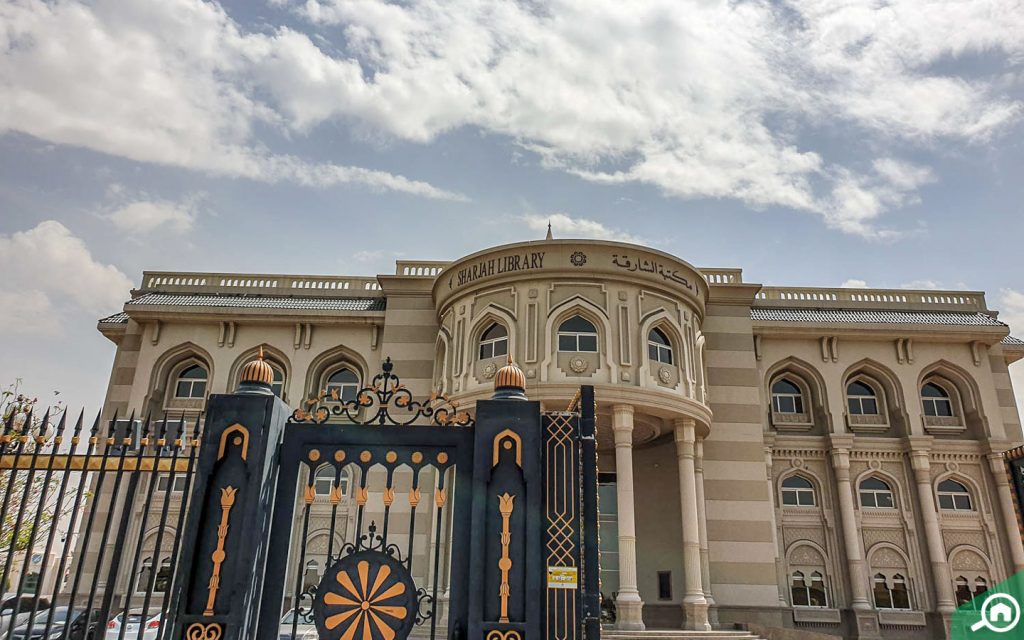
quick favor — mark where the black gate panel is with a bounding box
[257,423,475,640]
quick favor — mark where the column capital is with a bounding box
[909,450,932,478]
[986,453,1010,479]
[612,403,635,420]
[830,448,851,469]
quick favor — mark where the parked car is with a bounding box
[10,607,100,640]
[0,597,51,637]
[103,611,161,640]
[278,609,316,640]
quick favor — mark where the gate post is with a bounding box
[170,354,290,640]
[468,360,543,640]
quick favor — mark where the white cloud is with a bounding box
[901,280,944,290]
[1000,289,1024,425]
[0,290,60,336]
[0,221,133,334]
[2,0,1022,230]
[841,279,869,288]
[0,0,463,201]
[522,214,643,244]
[280,0,1019,237]
[105,199,197,235]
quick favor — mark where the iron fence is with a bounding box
[0,408,200,640]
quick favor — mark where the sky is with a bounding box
[0,0,1023,419]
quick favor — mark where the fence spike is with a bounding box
[53,409,68,442]
[72,408,85,437]
[37,407,50,437]
[89,409,102,437]
[108,407,120,437]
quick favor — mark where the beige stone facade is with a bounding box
[91,238,1024,638]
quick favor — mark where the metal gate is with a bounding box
[258,360,475,640]
[0,360,599,640]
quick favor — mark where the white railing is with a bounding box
[141,271,382,296]
[754,286,986,311]
[395,260,448,276]
[701,268,743,284]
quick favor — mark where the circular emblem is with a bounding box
[792,458,804,469]
[313,551,416,640]
[868,459,882,470]
[569,357,589,374]
[946,462,959,473]
[483,363,498,379]
[657,366,671,383]
[569,251,587,267]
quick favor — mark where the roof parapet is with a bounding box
[754,286,988,313]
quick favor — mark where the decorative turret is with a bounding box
[492,355,528,401]
[238,347,274,394]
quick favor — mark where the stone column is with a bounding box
[674,419,711,631]
[830,447,872,610]
[909,450,956,613]
[612,404,645,630]
[987,453,1024,573]
[694,440,717,618]
[764,445,789,608]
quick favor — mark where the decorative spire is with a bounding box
[492,354,528,401]
[545,221,553,240]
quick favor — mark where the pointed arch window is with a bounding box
[270,364,285,398]
[847,381,879,415]
[791,571,829,607]
[873,573,911,610]
[937,479,973,511]
[648,328,673,364]
[558,316,598,353]
[771,379,804,414]
[314,465,336,496]
[922,383,954,417]
[326,368,360,403]
[154,557,172,593]
[174,365,207,399]
[859,477,895,509]
[781,475,816,507]
[974,577,988,599]
[479,323,509,360]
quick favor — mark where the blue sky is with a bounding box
[1,0,1022,416]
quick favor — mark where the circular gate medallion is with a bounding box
[313,550,417,640]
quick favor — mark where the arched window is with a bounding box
[557,316,598,353]
[874,573,911,610]
[790,571,829,607]
[154,557,172,593]
[781,476,816,507]
[955,576,972,606]
[174,365,208,399]
[859,477,895,509]
[479,324,509,360]
[270,364,285,398]
[138,557,153,594]
[975,577,988,599]
[922,383,954,417]
[647,328,673,365]
[326,368,360,403]
[771,379,804,414]
[937,479,973,511]
[847,381,879,415]
[314,465,335,496]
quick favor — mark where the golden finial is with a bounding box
[239,346,274,386]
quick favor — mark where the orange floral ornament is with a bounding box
[314,551,416,640]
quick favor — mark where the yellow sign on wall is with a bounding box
[547,566,578,589]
